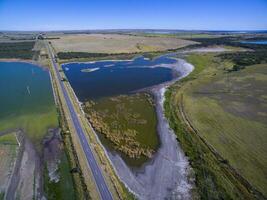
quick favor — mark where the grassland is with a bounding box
[0,133,18,198]
[84,93,159,166]
[133,32,228,39]
[50,33,196,54]
[165,52,267,199]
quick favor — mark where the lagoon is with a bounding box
[0,62,57,145]
[62,56,178,101]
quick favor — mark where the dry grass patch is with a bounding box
[51,33,196,54]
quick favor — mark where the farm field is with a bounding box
[0,41,35,59]
[165,52,267,198]
[50,33,197,54]
[183,62,267,196]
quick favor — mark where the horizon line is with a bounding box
[1,28,267,33]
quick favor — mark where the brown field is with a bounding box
[50,33,197,53]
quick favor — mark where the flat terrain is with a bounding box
[84,93,159,166]
[185,54,267,195]
[166,52,267,198]
[0,133,18,199]
[0,42,35,59]
[50,33,196,53]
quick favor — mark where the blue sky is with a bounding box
[0,0,267,31]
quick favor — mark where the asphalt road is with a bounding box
[46,43,113,200]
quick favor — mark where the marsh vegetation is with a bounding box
[84,93,159,166]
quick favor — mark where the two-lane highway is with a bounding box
[46,42,113,200]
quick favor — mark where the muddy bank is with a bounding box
[3,130,42,200]
[106,58,194,199]
[43,128,63,183]
[2,128,63,200]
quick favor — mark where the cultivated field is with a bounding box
[166,52,267,198]
[50,33,196,54]
[184,59,267,193]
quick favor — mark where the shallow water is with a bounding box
[0,62,57,146]
[240,40,267,45]
[0,62,55,120]
[62,56,177,101]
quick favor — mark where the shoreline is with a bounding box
[61,58,135,66]
[60,54,195,199]
[0,58,38,65]
[0,58,50,71]
[102,57,194,199]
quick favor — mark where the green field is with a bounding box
[84,93,159,166]
[165,52,267,199]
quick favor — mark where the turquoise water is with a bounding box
[0,61,57,145]
[240,40,267,45]
[0,62,55,119]
[63,56,178,101]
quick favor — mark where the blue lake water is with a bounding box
[62,56,178,101]
[240,40,267,45]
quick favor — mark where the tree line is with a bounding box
[0,42,35,59]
